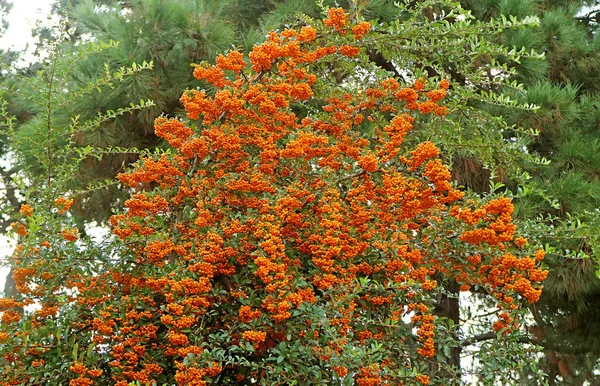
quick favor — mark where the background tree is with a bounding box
[460,0,600,383]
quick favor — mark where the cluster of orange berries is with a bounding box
[242,330,267,344]
[55,197,74,214]
[68,362,103,386]
[411,312,436,358]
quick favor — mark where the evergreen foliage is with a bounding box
[6,0,255,225]
[462,0,600,383]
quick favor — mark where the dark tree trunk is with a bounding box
[434,278,461,370]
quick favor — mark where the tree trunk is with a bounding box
[434,278,461,370]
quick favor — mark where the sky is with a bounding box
[0,0,54,52]
[0,0,54,293]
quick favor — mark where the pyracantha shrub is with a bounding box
[0,8,546,386]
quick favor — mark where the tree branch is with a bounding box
[461,332,539,347]
[366,48,406,81]
[0,166,22,215]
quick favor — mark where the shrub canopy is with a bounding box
[0,6,547,386]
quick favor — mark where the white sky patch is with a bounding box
[0,0,55,61]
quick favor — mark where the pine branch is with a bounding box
[461,329,600,356]
[461,332,538,347]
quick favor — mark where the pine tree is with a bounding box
[8,0,254,225]
[461,0,600,383]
